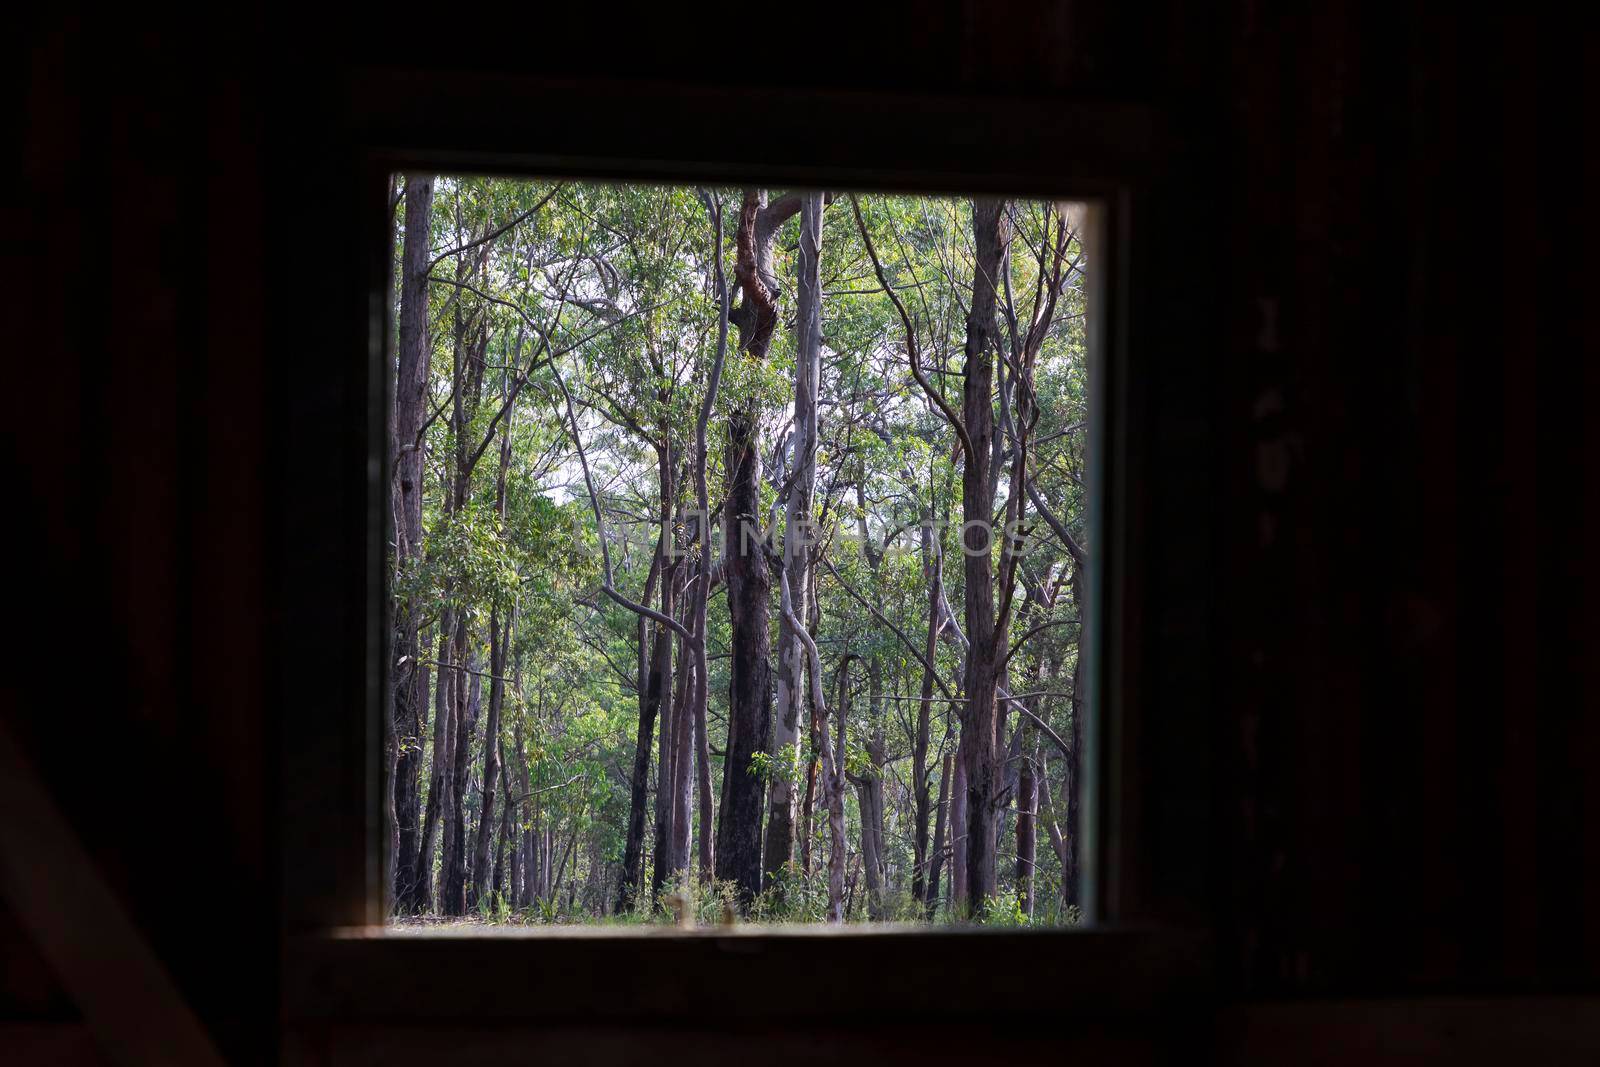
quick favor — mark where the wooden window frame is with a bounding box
[278,68,1212,1033]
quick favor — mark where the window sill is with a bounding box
[284,924,1210,1025]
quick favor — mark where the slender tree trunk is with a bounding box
[1064,563,1086,908]
[800,748,818,879]
[648,434,679,902]
[669,609,694,878]
[1016,729,1038,918]
[854,657,887,920]
[468,607,509,909]
[817,659,848,924]
[441,622,476,915]
[688,190,729,885]
[436,240,484,917]
[911,522,940,906]
[764,191,823,887]
[616,554,663,913]
[648,631,676,897]
[927,746,953,916]
[411,612,454,913]
[493,749,513,900]
[1038,754,1072,909]
[690,553,716,880]
[950,751,969,916]
[390,174,434,909]
[959,197,1009,915]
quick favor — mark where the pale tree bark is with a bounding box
[492,747,513,900]
[688,187,730,883]
[1016,728,1038,918]
[1037,754,1071,910]
[779,566,846,922]
[764,191,823,887]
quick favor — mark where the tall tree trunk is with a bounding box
[799,748,817,879]
[615,554,663,913]
[950,751,969,916]
[824,669,848,925]
[927,746,953,916]
[854,657,887,920]
[688,190,730,885]
[716,392,773,907]
[648,431,680,902]
[468,607,510,909]
[441,622,475,915]
[390,174,434,909]
[1064,562,1086,908]
[492,747,513,900]
[669,609,694,878]
[764,191,823,887]
[469,381,517,910]
[436,235,485,917]
[714,188,797,908]
[410,612,454,914]
[1016,728,1038,918]
[911,519,940,907]
[958,197,1009,915]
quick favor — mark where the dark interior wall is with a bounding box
[7,3,1595,1063]
[1212,7,1596,993]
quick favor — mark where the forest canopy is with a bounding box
[386,177,1091,927]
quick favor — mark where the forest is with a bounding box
[386,177,1091,926]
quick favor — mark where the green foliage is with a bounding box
[391,177,1091,927]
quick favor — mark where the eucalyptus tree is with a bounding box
[714,189,801,907]
[391,174,433,910]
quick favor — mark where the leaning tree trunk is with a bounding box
[390,174,433,909]
[958,197,1010,916]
